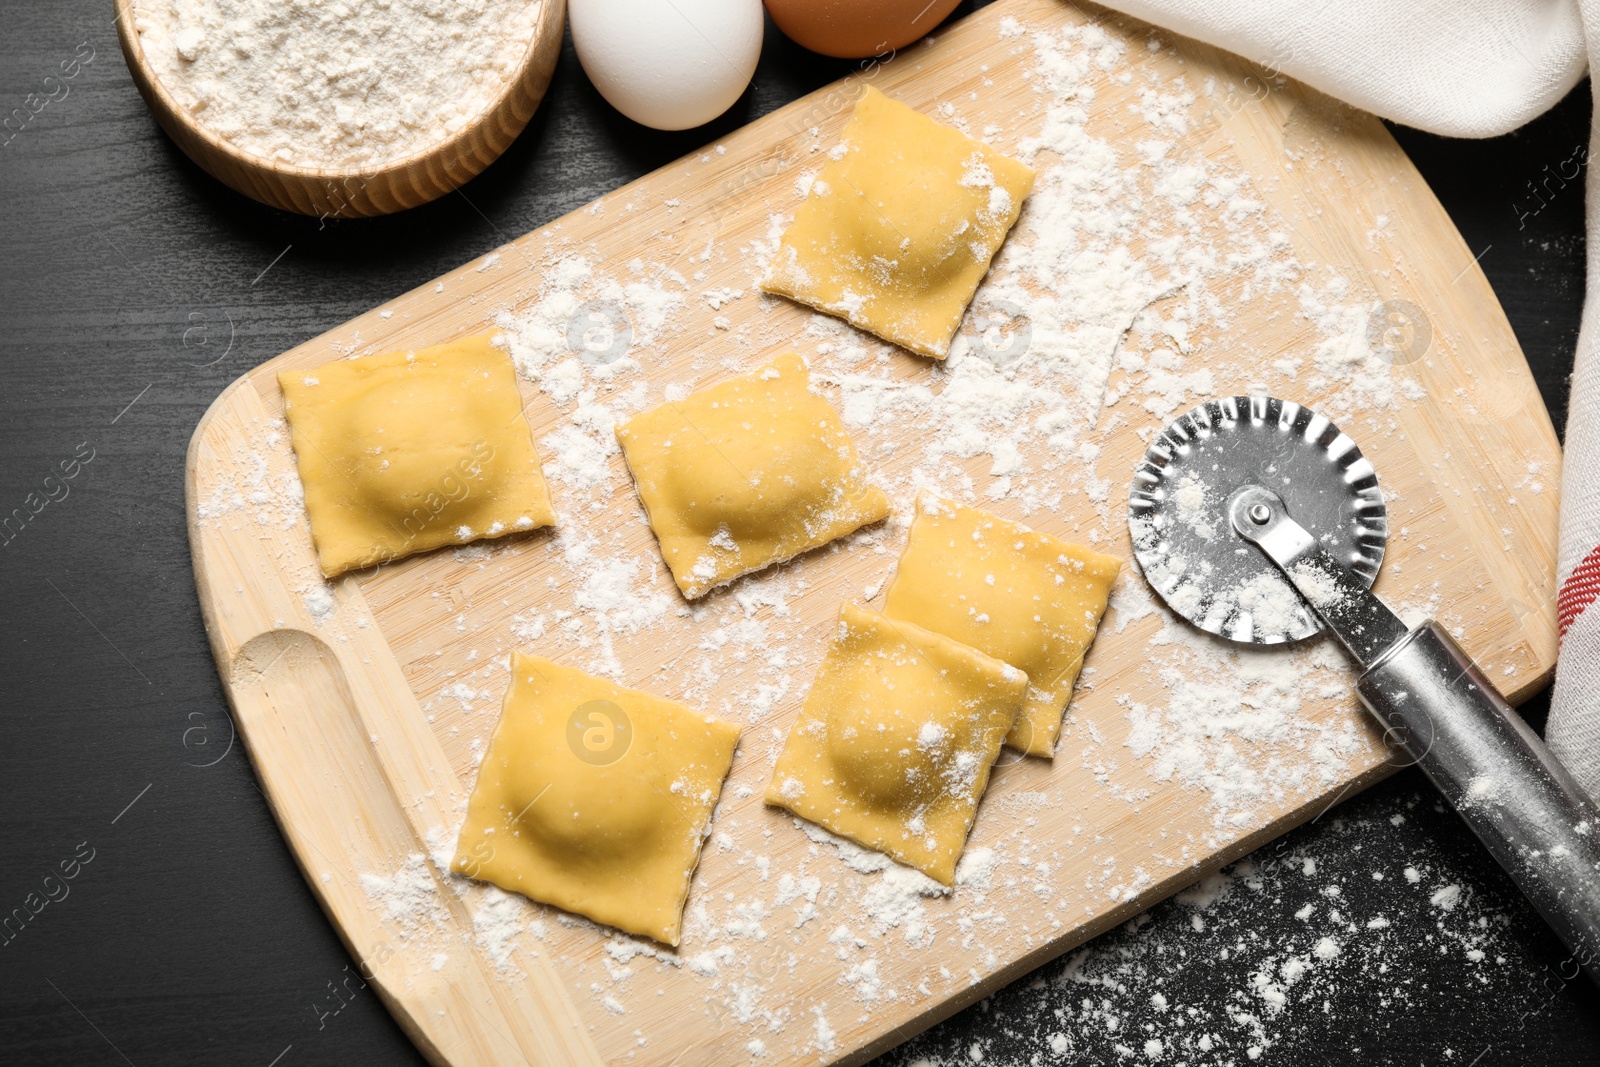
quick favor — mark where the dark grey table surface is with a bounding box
[3,3,1599,1064]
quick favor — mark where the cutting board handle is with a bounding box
[189,381,604,1066]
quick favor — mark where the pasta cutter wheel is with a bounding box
[1128,395,1387,645]
[1126,394,1600,983]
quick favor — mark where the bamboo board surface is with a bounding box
[186,1,1563,1064]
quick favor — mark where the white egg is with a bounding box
[570,0,763,131]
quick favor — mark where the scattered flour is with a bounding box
[878,787,1556,1066]
[359,853,449,942]
[302,583,335,620]
[1123,615,1366,836]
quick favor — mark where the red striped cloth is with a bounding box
[1558,544,1600,639]
[1550,312,1600,797]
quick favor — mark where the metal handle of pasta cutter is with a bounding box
[1359,621,1600,983]
[1229,484,1600,982]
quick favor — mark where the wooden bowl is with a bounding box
[114,0,566,218]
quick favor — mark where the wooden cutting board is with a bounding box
[185,1,1562,1064]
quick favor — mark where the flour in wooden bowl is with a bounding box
[131,0,543,168]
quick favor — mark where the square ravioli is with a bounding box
[615,352,889,598]
[761,85,1035,359]
[765,603,1026,885]
[279,334,557,577]
[452,653,741,946]
[883,497,1122,757]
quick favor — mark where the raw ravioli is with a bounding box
[762,86,1035,358]
[765,603,1026,884]
[279,334,556,577]
[884,497,1121,756]
[615,352,888,598]
[453,653,741,946]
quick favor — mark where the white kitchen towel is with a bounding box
[1090,0,1600,801]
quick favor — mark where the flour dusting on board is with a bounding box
[197,9,1451,1062]
[1123,618,1367,838]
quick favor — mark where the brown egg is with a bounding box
[765,0,963,59]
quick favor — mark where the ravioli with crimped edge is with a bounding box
[614,352,889,598]
[453,653,741,946]
[766,602,1027,885]
[278,334,557,577]
[761,85,1035,359]
[883,496,1122,757]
